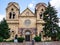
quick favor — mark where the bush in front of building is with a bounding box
[34,35,41,42]
[17,37,24,42]
[0,37,14,42]
[6,39,14,42]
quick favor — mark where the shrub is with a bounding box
[17,37,24,42]
[34,36,41,42]
[7,39,14,42]
[3,39,14,42]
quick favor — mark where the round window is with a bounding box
[24,19,31,26]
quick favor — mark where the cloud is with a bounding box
[0,14,5,21]
[50,0,60,8]
[28,3,34,9]
[28,0,36,12]
[50,0,60,17]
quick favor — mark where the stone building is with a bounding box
[6,2,49,41]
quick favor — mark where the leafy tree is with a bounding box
[43,2,59,41]
[0,37,3,42]
[0,18,10,39]
[56,27,60,40]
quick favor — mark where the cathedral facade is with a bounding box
[6,2,48,41]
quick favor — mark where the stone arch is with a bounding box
[25,30,31,41]
[25,30,31,35]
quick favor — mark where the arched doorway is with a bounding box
[25,31,31,41]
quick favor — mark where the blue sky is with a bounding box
[0,0,50,14]
[0,0,60,21]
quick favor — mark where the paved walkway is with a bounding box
[25,42,32,45]
[0,41,60,45]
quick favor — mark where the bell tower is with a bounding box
[35,3,46,20]
[6,2,20,39]
[35,3,46,37]
[6,2,20,20]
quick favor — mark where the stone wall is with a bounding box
[0,41,60,45]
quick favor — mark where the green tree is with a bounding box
[0,18,10,39]
[43,2,59,41]
[56,27,60,40]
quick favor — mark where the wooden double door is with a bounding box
[25,35,30,41]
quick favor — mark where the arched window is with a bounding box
[41,9,44,11]
[9,12,12,19]
[13,12,15,19]
[25,30,31,34]
[9,12,16,19]
[40,14,42,19]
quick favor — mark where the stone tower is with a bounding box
[35,3,46,41]
[6,2,20,39]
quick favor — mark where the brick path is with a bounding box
[0,41,60,45]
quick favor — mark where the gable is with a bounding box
[6,3,19,10]
[20,8,35,16]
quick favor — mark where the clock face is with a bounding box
[24,19,31,26]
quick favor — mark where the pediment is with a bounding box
[6,3,19,10]
[20,8,35,16]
